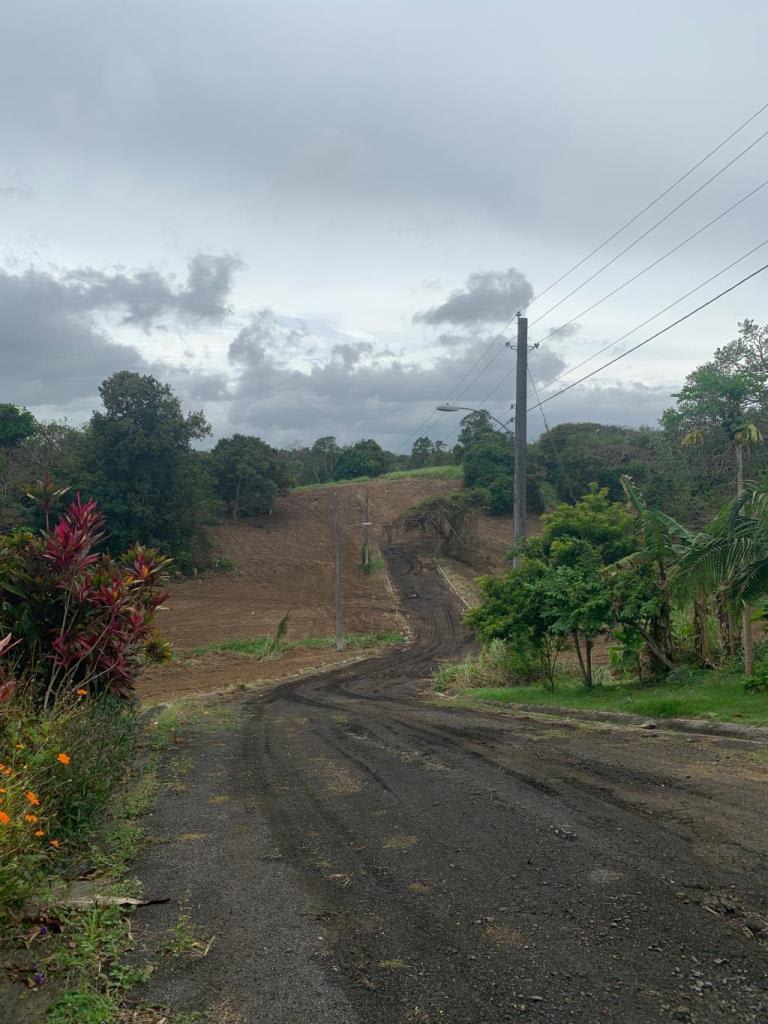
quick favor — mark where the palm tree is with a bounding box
[619,476,702,670]
[673,486,768,674]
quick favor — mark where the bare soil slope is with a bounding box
[140,476,485,700]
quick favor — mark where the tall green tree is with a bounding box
[83,372,213,564]
[212,434,293,518]
[0,404,36,448]
[663,330,766,673]
[333,438,392,480]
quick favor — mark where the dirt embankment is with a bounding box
[140,476,496,701]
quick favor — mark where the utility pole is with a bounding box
[513,314,528,564]
[362,492,371,570]
[333,493,345,651]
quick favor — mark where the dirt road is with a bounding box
[133,545,768,1023]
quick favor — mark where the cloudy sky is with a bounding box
[2,0,767,451]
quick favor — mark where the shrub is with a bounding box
[0,495,171,707]
[0,694,137,920]
[433,639,540,692]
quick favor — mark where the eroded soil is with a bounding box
[128,544,768,1023]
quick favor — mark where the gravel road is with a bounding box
[132,544,768,1023]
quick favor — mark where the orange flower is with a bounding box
[24,814,39,823]
[24,791,40,806]
[49,839,60,849]
[34,830,45,837]
[0,811,10,826]
[56,753,71,766]
[76,688,87,696]
[0,764,11,776]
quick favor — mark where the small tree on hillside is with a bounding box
[212,434,293,518]
[398,492,483,561]
[333,438,392,480]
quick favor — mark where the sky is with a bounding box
[2,0,767,452]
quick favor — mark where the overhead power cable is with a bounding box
[529,175,768,352]
[482,236,768,405]
[520,99,768,314]
[528,261,768,411]
[527,125,768,328]
[427,147,768,423]
[399,99,768,453]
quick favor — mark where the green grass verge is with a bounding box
[294,464,462,492]
[461,671,768,725]
[186,630,407,658]
[7,698,234,1022]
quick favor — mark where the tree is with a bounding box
[410,436,434,469]
[212,434,292,518]
[664,331,767,674]
[309,436,340,482]
[528,422,654,506]
[333,438,392,480]
[467,561,567,689]
[398,492,483,562]
[83,372,213,564]
[0,405,36,449]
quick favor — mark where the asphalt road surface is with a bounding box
[133,544,768,1023]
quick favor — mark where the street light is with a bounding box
[436,401,514,434]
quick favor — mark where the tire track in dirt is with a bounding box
[133,542,768,1023]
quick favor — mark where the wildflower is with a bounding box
[24,791,40,806]
[16,743,24,749]
[49,839,60,849]
[34,830,45,837]
[32,968,45,987]
[0,811,10,825]
[0,764,11,776]
[76,688,87,696]
[24,814,39,823]
[56,753,71,766]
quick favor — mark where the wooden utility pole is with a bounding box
[333,493,345,651]
[362,492,371,570]
[513,314,528,564]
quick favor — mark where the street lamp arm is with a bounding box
[435,404,513,436]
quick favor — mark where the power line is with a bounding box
[539,237,768,392]
[529,175,768,352]
[528,260,768,412]
[398,100,768,453]
[426,160,768,422]
[520,100,768,313]
[528,125,768,328]
[483,237,768,405]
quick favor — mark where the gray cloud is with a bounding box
[222,308,571,449]
[414,269,534,327]
[63,253,242,329]
[0,255,238,407]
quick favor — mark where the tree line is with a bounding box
[1,319,766,570]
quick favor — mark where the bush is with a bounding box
[433,639,540,691]
[0,694,137,920]
[0,495,171,707]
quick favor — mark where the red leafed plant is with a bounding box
[0,492,171,708]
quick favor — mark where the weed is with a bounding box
[164,912,213,958]
[186,631,406,659]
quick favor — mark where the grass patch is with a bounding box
[461,669,768,724]
[294,465,462,492]
[186,630,406,659]
[2,696,235,1017]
